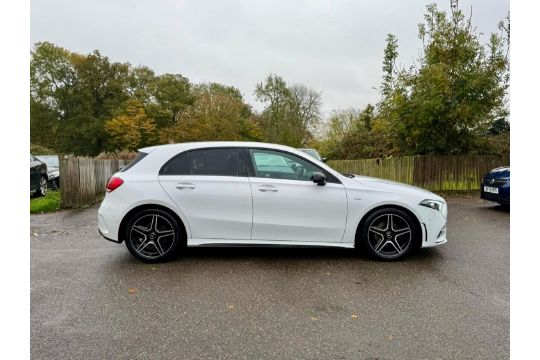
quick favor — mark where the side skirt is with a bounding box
[187,239,355,249]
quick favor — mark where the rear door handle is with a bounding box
[176,182,196,190]
[258,184,278,192]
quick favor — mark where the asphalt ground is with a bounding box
[30,196,509,359]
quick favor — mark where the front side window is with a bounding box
[161,148,243,176]
[248,149,325,181]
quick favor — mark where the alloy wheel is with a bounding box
[367,213,412,258]
[130,214,176,259]
[40,177,48,196]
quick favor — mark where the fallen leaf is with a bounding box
[325,272,331,276]
[128,288,138,294]
[351,314,358,320]
[309,316,318,321]
[228,304,235,309]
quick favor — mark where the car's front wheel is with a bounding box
[359,208,420,260]
[125,209,182,262]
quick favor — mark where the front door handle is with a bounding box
[258,184,278,192]
[176,182,196,190]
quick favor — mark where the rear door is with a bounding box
[246,148,348,243]
[158,147,252,240]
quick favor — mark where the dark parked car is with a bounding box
[480,166,510,206]
[30,154,48,197]
[36,155,60,189]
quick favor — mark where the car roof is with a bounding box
[139,141,300,154]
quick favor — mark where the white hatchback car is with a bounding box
[98,142,447,262]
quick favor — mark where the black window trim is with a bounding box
[120,151,148,172]
[245,147,341,184]
[159,147,248,177]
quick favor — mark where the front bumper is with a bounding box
[480,187,510,205]
[417,202,448,248]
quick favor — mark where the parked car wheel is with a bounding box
[35,176,48,197]
[124,209,182,262]
[359,208,420,260]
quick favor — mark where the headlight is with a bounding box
[419,199,444,211]
[48,171,59,180]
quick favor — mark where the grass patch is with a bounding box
[30,191,61,214]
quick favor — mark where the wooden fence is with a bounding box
[327,155,510,191]
[59,154,509,208]
[59,158,129,208]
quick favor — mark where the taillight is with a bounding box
[106,177,124,192]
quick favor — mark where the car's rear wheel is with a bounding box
[359,208,420,260]
[125,209,181,263]
[35,176,48,197]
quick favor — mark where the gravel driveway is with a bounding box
[31,197,509,359]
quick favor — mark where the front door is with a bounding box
[158,147,252,240]
[246,148,347,243]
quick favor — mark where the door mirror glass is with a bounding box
[311,172,326,186]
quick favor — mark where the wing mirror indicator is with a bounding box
[311,172,327,186]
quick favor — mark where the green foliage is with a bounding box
[30,42,265,155]
[255,74,321,147]
[30,143,54,155]
[31,2,509,159]
[319,1,509,158]
[160,83,261,143]
[383,2,509,155]
[30,191,61,214]
[104,99,158,151]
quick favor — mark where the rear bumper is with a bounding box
[99,229,121,243]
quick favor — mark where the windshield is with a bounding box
[299,149,321,161]
[36,155,59,167]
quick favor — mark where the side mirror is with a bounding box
[311,172,327,186]
[321,157,327,163]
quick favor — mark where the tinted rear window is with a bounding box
[120,152,148,172]
[161,148,243,176]
[161,152,189,175]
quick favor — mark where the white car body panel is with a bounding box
[158,175,252,239]
[248,178,347,242]
[98,141,447,252]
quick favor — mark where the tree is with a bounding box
[255,74,321,147]
[378,1,510,155]
[148,74,195,128]
[160,83,261,143]
[104,99,158,151]
[30,42,133,155]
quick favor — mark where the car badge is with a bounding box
[489,179,495,185]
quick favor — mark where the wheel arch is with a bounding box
[354,204,423,248]
[118,203,187,244]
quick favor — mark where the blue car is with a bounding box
[480,166,510,206]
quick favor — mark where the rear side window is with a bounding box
[161,152,189,175]
[161,148,244,176]
[120,152,148,172]
[190,148,240,176]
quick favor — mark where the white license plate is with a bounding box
[484,186,499,194]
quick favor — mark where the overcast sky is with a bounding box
[31,0,509,115]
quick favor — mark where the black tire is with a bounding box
[358,207,420,261]
[124,209,182,263]
[35,176,48,197]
